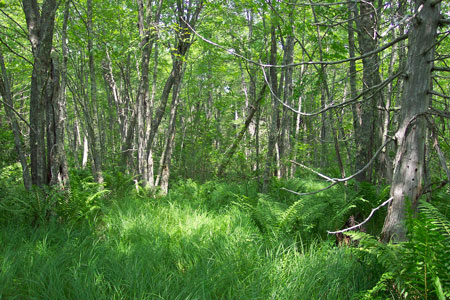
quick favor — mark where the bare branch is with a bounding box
[282,138,394,197]
[290,160,335,182]
[429,107,450,118]
[0,37,33,65]
[283,1,361,6]
[263,67,401,117]
[0,97,33,132]
[327,197,393,234]
[0,8,30,41]
[429,90,450,99]
[432,66,450,72]
[281,183,338,196]
[184,18,408,69]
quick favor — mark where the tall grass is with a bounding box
[0,168,392,299]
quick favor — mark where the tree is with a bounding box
[381,0,442,242]
[22,0,69,189]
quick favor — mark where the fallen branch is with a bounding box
[327,197,393,234]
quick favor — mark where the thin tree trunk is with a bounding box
[136,0,163,187]
[0,49,32,190]
[87,0,103,184]
[354,0,382,182]
[157,79,181,194]
[263,15,279,192]
[146,0,203,191]
[347,0,358,175]
[218,84,267,177]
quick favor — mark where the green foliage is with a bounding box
[0,179,381,300]
[348,200,450,299]
[0,126,17,168]
[59,169,110,224]
[0,163,37,224]
[0,165,110,226]
[231,178,388,247]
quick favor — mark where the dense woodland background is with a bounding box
[0,0,449,299]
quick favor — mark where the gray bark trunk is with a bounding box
[136,0,163,187]
[22,0,59,187]
[146,0,203,192]
[47,49,69,188]
[87,0,103,184]
[381,0,440,242]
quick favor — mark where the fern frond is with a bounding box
[419,201,450,237]
[279,199,304,228]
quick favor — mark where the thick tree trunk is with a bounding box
[381,0,440,243]
[22,0,59,188]
[47,50,69,188]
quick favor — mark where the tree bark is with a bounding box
[22,0,59,187]
[136,0,163,187]
[86,0,103,184]
[354,0,382,182]
[46,49,69,188]
[381,0,441,243]
[263,13,279,193]
[0,49,32,190]
[145,0,203,192]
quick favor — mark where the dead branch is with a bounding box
[183,17,408,69]
[327,197,393,234]
[282,138,394,196]
[429,90,450,99]
[262,67,401,117]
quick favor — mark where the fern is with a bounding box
[279,199,304,230]
[419,200,450,237]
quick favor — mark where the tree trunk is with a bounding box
[0,49,32,190]
[217,84,267,177]
[46,49,69,188]
[87,0,103,184]
[354,0,382,182]
[22,0,59,188]
[145,0,203,191]
[263,16,279,193]
[381,0,440,243]
[136,0,163,187]
[157,78,182,194]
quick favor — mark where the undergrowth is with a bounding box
[0,165,448,299]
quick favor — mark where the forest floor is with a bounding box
[1,171,448,299]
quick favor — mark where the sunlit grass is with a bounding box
[0,183,380,300]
